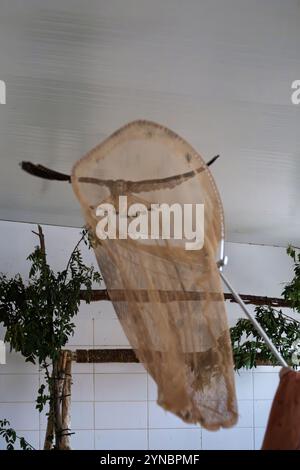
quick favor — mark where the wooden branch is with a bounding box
[72,349,283,366]
[74,289,291,366]
[74,349,139,363]
[32,224,46,256]
[30,225,288,309]
[79,289,290,308]
[224,293,289,307]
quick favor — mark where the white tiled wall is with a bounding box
[0,221,294,450]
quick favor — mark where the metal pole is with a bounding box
[219,270,289,368]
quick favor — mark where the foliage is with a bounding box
[230,246,300,369]
[0,228,101,366]
[282,245,300,313]
[230,306,300,369]
[0,226,101,449]
[0,419,35,450]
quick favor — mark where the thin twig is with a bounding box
[63,230,87,282]
[32,225,46,257]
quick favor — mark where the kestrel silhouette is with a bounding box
[21,155,219,196]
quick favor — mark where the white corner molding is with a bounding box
[0,340,6,364]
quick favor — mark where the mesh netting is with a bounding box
[71,120,238,430]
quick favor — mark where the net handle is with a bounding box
[217,242,289,369]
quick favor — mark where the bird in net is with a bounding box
[70,120,238,430]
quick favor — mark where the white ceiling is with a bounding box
[0,0,300,246]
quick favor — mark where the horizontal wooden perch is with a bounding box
[72,349,279,366]
[76,288,289,365]
[74,349,139,363]
[79,289,290,308]
[74,290,289,364]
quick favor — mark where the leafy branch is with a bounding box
[0,226,101,449]
[0,420,35,450]
[231,246,300,369]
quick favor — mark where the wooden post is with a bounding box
[43,351,72,449]
[43,368,55,450]
[61,351,72,450]
[53,357,63,449]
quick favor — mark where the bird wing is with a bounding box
[21,156,219,193]
[77,164,207,194]
[21,162,71,181]
[77,176,118,190]
[127,164,207,193]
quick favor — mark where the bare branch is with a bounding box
[79,288,290,308]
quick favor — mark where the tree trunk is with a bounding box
[53,358,61,448]
[54,352,67,449]
[43,367,55,450]
[43,351,73,449]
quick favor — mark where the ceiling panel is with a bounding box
[0,0,300,246]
